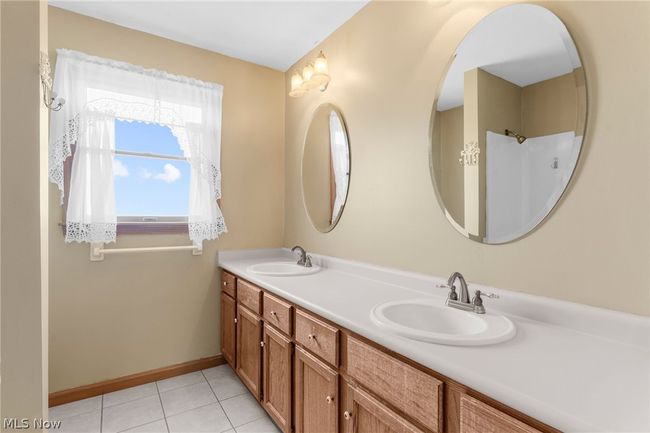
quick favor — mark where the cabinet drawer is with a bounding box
[263,292,293,336]
[345,336,443,432]
[237,279,262,314]
[221,270,236,298]
[295,309,339,367]
[460,395,542,433]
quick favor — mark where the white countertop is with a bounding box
[218,248,650,433]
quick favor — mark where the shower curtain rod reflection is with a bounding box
[505,129,527,144]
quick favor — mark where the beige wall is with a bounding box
[1,0,49,424]
[48,7,285,392]
[522,68,583,137]
[434,106,464,226]
[284,1,650,316]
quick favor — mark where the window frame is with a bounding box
[62,144,190,235]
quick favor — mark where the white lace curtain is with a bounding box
[48,49,227,246]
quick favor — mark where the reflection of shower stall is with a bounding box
[485,131,581,243]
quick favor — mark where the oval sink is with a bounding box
[247,261,321,277]
[371,298,515,346]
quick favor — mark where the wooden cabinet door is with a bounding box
[262,324,293,433]
[294,346,338,433]
[221,293,237,368]
[345,336,442,432]
[341,381,425,433]
[460,395,543,433]
[236,304,263,399]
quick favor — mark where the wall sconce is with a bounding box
[459,141,480,166]
[40,51,65,111]
[289,50,331,98]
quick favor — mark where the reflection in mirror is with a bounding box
[430,4,586,244]
[302,104,350,232]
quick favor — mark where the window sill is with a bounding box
[117,222,189,235]
[58,222,189,236]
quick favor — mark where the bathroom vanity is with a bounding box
[218,249,649,433]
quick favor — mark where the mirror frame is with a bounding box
[428,3,588,245]
[301,102,351,233]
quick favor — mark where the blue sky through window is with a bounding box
[113,121,189,217]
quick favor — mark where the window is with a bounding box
[50,49,226,245]
[113,121,190,227]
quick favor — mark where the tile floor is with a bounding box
[49,365,280,433]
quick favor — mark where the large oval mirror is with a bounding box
[302,103,351,232]
[430,4,586,244]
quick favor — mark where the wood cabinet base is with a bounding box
[221,270,560,433]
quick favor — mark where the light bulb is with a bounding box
[311,51,330,89]
[313,51,328,75]
[302,63,318,90]
[289,72,306,97]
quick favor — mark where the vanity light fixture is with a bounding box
[289,50,331,98]
[459,141,480,166]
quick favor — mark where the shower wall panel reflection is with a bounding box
[430,4,587,244]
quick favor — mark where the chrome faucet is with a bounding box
[447,271,470,304]
[439,272,499,314]
[291,245,312,267]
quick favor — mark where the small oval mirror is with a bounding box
[302,104,351,232]
[430,4,586,244]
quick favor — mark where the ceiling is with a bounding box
[437,4,581,111]
[49,1,369,71]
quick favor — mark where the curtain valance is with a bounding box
[48,49,227,246]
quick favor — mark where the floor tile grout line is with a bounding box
[155,382,171,433]
[217,390,250,403]
[114,417,166,433]
[235,416,274,431]
[50,408,101,423]
[112,382,226,425]
[204,365,271,429]
[201,369,236,431]
[102,382,159,409]
[50,396,103,421]
[157,371,208,395]
[59,370,214,415]
[104,375,206,411]
[163,400,224,422]
[55,370,237,431]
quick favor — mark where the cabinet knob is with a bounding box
[270,311,277,317]
[307,334,316,341]
[234,318,238,324]
[344,411,352,420]
[260,341,265,348]
[326,395,334,404]
[222,281,227,286]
